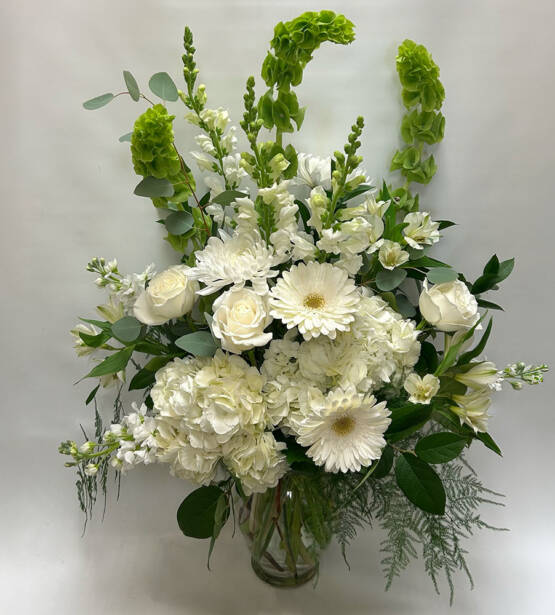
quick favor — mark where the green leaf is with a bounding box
[118,132,133,143]
[483,254,500,275]
[457,318,493,365]
[79,330,111,348]
[395,294,416,317]
[83,93,114,110]
[438,376,467,396]
[148,72,179,101]
[376,268,407,291]
[427,267,458,284]
[437,220,456,230]
[496,258,514,283]
[175,331,217,357]
[134,176,174,198]
[85,384,100,405]
[434,316,484,376]
[177,486,225,539]
[477,298,504,311]
[211,190,248,206]
[86,346,134,378]
[372,445,394,479]
[128,368,156,391]
[111,316,143,343]
[386,403,432,442]
[415,341,438,374]
[415,432,467,464]
[123,70,140,101]
[471,274,498,295]
[207,493,230,568]
[476,431,502,456]
[402,255,450,269]
[165,211,194,235]
[395,453,446,514]
[79,318,111,332]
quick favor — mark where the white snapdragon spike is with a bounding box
[404,373,440,404]
[296,385,391,473]
[306,186,329,233]
[186,107,230,132]
[259,181,301,263]
[403,212,440,249]
[211,287,273,354]
[188,230,279,295]
[223,431,288,495]
[451,388,492,433]
[233,196,258,237]
[294,153,332,190]
[419,280,479,332]
[269,261,360,341]
[221,125,237,154]
[378,240,410,270]
[455,362,501,390]
[133,265,198,325]
[194,134,216,155]
[190,150,215,172]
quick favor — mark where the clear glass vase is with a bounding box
[238,474,329,587]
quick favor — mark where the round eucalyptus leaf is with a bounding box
[111,316,143,343]
[83,93,114,110]
[165,211,194,235]
[427,267,458,284]
[376,268,407,291]
[123,70,140,101]
[148,72,179,101]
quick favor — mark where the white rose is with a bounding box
[419,280,479,332]
[133,265,198,325]
[211,287,273,354]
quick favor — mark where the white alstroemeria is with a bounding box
[419,280,479,332]
[269,261,360,341]
[364,195,390,218]
[190,151,215,172]
[71,323,101,357]
[455,362,501,389]
[294,153,332,190]
[296,385,391,473]
[188,230,279,295]
[403,212,440,249]
[211,287,273,354]
[134,265,198,325]
[306,186,329,233]
[451,388,491,433]
[378,240,410,270]
[404,373,440,404]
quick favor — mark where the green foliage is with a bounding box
[427,267,458,284]
[471,255,514,295]
[415,433,468,464]
[376,268,407,291]
[395,453,446,514]
[83,93,114,110]
[123,70,140,101]
[133,176,174,198]
[177,486,228,539]
[85,346,134,378]
[396,40,445,111]
[131,104,181,180]
[111,316,143,344]
[175,330,217,357]
[149,72,179,102]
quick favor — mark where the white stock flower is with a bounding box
[296,385,391,473]
[403,212,440,249]
[133,266,198,325]
[450,388,491,433]
[223,431,288,495]
[294,153,331,190]
[269,262,360,341]
[419,280,479,332]
[211,287,273,354]
[455,362,500,389]
[188,230,279,295]
[378,240,409,270]
[403,373,440,404]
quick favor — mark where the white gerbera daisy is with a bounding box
[269,262,360,340]
[188,230,279,295]
[296,385,391,473]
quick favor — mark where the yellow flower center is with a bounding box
[331,415,355,436]
[303,292,325,310]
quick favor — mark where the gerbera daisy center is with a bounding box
[303,292,326,310]
[331,415,355,436]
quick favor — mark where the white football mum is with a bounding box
[296,385,391,473]
[269,261,360,341]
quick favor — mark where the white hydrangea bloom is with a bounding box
[403,212,440,249]
[223,431,288,495]
[188,230,279,295]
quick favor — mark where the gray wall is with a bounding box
[2,0,554,613]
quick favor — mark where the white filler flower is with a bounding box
[211,287,273,354]
[297,386,391,473]
[133,265,198,325]
[269,261,360,340]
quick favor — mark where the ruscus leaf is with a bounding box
[395,453,446,514]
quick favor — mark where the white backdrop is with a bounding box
[2,0,555,613]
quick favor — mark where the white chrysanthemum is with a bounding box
[296,385,391,473]
[223,431,288,495]
[403,212,440,249]
[188,230,279,295]
[403,373,440,405]
[294,153,332,190]
[269,262,360,340]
